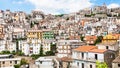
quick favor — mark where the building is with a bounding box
[12,28,25,41]
[57,40,86,58]
[112,55,120,68]
[42,30,55,40]
[35,56,55,68]
[84,35,97,45]
[72,46,115,68]
[18,40,41,56]
[0,54,21,68]
[0,25,5,40]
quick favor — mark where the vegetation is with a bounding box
[96,61,108,68]
[80,36,84,41]
[45,51,54,56]
[20,58,28,65]
[94,36,103,45]
[17,50,24,56]
[31,54,40,60]
[14,58,28,68]
[30,22,34,28]
[14,64,20,68]
[40,45,44,56]
[55,14,64,17]
[0,50,11,54]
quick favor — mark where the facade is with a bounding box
[57,40,85,58]
[112,55,120,68]
[35,56,55,68]
[42,30,54,40]
[0,25,5,39]
[18,40,41,56]
[0,54,21,68]
[84,35,97,45]
[72,46,115,68]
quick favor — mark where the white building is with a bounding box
[0,40,16,52]
[72,46,115,68]
[35,56,55,68]
[0,54,21,68]
[18,40,41,56]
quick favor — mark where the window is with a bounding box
[10,61,12,64]
[95,54,98,60]
[106,46,109,49]
[82,63,84,68]
[77,62,79,66]
[2,61,5,64]
[40,61,42,64]
[82,53,84,58]
[90,65,92,68]
[118,64,120,67]
[15,61,17,64]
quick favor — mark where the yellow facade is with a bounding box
[27,30,42,39]
[102,34,118,43]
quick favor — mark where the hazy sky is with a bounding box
[0,0,120,14]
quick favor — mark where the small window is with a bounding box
[95,54,98,60]
[10,61,12,64]
[82,53,84,58]
[77,62,79,66]
[82,63,84,68]
[3,61,5,64]
[90,65,92,68]
[40,61,42,64]
[106,46,109,49]
[118,64,120,67]
[15,61,17,64]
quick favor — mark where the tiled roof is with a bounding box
[89,49,107,53]
[84,36,97,41]
[73,46,97,52]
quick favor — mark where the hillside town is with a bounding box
[0,4,120,68]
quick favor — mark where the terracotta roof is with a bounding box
[73,46,97,52]
[89,49,107,53]
[84,36,97,41]
[113,55,120,63]
[61,57,73,62]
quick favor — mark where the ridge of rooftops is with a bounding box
[73,46,107,53]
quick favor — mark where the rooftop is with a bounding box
[73,46,97,52]
[89,49,107,53]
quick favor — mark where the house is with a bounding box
[112,55,120,68]
[42,30,55,40]
[18,40,41,56]
[72,46,115,68]
[97,34,119,52]
[84,35,97,45]
[57,57,73,68]
[12,28,25,41]
[57,40,85,58]
[0,54,21,68]
[35,56,55,68]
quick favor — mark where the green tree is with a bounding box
[30,22,34,28]
[11,50,16,55]
[14,64,20,68]
[94,36,103,45]
[0,50,10,54]
[40,45,44,56]
[80,36,84,41]
[96,61,108,68]
[17,50,24,56]
[31,54,40,59]
[20,58,28,65]
[45,51,54,56]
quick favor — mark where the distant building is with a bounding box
[0,54,21,68]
